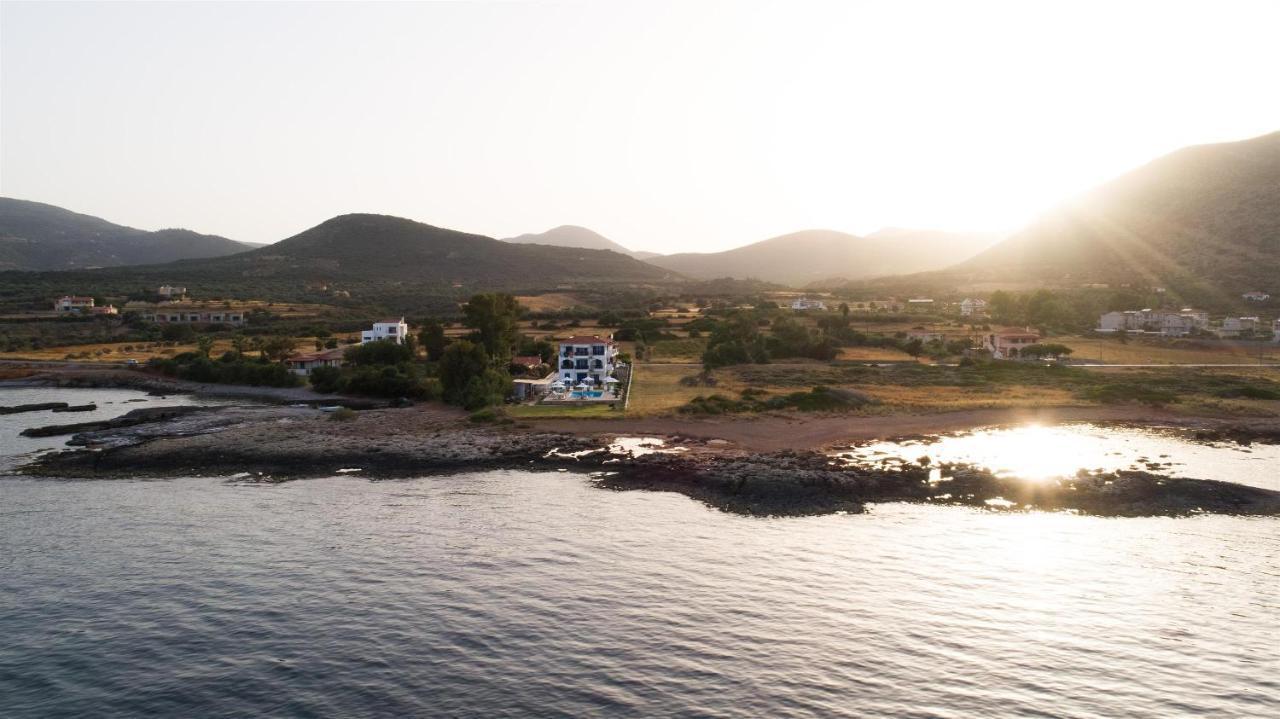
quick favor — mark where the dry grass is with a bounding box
[1061,336,1280,365]
[856,385,1085,412]
[506,403,620,419]
[627,364,741,416]
[835,346,920,362]
[513,293,593,312]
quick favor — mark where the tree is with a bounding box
[259,335,297,362]
[839,302,850,318]
[230,333,248,359]
[1020,343,1074,360]
[345,339,414,366]
[195,335,215,358]
[419,318,448,361]
[439,340,491,405]
[462,293,522,360]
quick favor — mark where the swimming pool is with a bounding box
[569,390,605,399]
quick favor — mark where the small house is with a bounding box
[285,347,347,376]
[790,297,827,311]
[984,329,1040,359]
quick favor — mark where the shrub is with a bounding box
[329,407,357,422]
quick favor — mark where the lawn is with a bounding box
[506,403,621,419]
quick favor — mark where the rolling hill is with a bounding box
[646,228,1000,286]
[951,130,1280,300]
[0,197,252,270]
[0,214,677,311]
[503,224,658,259]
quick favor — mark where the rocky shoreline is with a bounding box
[14,402,1280,518]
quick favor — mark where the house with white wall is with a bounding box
[790,298,827,311]
[983,329,1040,359]
[361,318,409,344]
[557,335,617,384]
[1218,316,1260,337]
[54,296,95,313]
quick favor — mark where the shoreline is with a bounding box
[4,367,1280,517]
[7,397,1280,518]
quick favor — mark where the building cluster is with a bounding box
[1098,309,1277,339]
[142,307,246,326]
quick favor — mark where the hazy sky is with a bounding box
[3,1,1279,253]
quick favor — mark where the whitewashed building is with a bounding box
[54,296,95,313]
[361,318,409,344]
[1097,308,1208,337]
[1242,291,1271,302]
[157,285,187,300]
[790,298,827,311]
[558,335,617,385]
[958,298,988,317]
[1219,316,1260,337]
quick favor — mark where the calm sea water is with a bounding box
[1,388,1278,718]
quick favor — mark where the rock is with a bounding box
[52,404,97,413]
[0,402,69,414]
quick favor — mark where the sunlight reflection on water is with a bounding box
[838,423,1280,490]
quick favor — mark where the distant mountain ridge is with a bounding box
[503,225,657,259]
[0,197,251,270]
[950,131,1280,299]
[646,228,1000,286]
[0,214,677,309]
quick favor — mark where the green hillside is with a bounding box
[0,197,250,270]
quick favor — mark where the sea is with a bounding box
[1,387,1277,718]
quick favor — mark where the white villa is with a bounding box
[157,285,187,300]
[361,318,409,344]
[1243,291,1271,302]
[54,295,95,313]
[557,335,618,385]
[790,297,827,311]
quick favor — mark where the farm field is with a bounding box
[1062,336,1280,365]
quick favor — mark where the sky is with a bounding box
[2,1,1279,254]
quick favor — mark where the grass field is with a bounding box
[1061,336,1280,365]
[645,338,707,363]
[835,346,920,362]
[0,336,333,364]
[626,363,739,416]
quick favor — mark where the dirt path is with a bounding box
[525,405,1211,452]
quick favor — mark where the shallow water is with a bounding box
[0,387,244,471]
[1,393,1278,717]
[839,423,1280,491]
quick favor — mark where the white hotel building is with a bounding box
[557,335,618,385]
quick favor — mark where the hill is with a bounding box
[503,225,657,259]
[952,131,1280,301]
[0,198,251,270]
[0,213,677,312]
[646,228,999,286]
